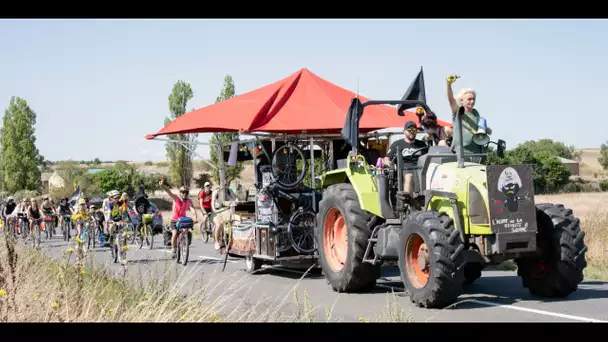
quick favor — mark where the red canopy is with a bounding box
[146,68,451,139]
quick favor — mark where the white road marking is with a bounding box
[336,282,606,323]
[467,299,607,323]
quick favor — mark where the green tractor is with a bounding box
[315,86,588,308]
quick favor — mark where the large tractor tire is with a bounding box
[515,203,587,297]
[398,210,466,308]
[316,184,380,292]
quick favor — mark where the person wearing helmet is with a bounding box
[72,198,90,239]
[57,197,74,239]
[106,191,125,238]
[159,179,197,258]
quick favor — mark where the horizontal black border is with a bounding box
[1,321,606,335]
[1,2,607,19]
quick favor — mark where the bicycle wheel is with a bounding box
[82,227,90,253]
[63,220,69,242]
[34,223,41,248]
[146,224,154,250]
[287,209,317,254]
[271,143,307,189]
[200,221,209,243]
[181,230,190,266]
[117,232,127,265]
[176,232,182,264]
[111,235,118,263]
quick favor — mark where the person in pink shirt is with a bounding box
[159,179,198,258]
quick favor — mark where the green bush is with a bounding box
[144,161,153,166]
[600,180,608,191]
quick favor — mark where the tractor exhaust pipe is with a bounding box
[454,106,466,168]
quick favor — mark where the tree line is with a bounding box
[4,76,608,200]
[0,75,247,201]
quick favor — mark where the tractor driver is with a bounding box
[383,120,427,197]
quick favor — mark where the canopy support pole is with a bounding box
[217,142,227,203]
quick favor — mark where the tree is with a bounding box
[0,97,42,193]
[519,139,575,160]
[598,141,608,170]
[165,80,197,187]
[209,75,244,186]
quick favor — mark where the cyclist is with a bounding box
[7,198,28,234]
[27,198,42,237]
[101,191,118,233]
[1,196,17,229]
[71,198,90,239]
[57,197,74,239]
[198,181,213,234]
[133,185,152,237]
[106,190,125,238]
[159,179,197,258]
[40,196,57,231]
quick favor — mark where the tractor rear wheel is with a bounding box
[515,203,587,297]
[316,184,380,292]
[398,210,466,308]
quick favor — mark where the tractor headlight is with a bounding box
[468,183,489,225]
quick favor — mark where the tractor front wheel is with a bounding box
[398,210,466,308]
[515,203,587,297]
[316,184,379,292]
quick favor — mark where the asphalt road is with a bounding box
[34,230,608,322]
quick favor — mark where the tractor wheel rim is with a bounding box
[405,233,430,288]
[323,207,347,272]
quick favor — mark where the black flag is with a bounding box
[398,66,426,113]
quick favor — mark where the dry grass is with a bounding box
[0,232,413,322]
[536,192,608,280]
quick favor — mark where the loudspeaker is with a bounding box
[472,117,490,146]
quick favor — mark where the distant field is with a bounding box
[578,148,606,178]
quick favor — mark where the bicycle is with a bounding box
[61,215,72,242]
[175,217,193,266]
[110,220,130,265]
[76,219,92,252]
[136,213,154,249]
[43,213,57,241]
[198,213,215,243]
[27,217,42,248]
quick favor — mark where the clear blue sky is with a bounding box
[1,19,606,162]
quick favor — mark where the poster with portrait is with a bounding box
[486,164,537,234]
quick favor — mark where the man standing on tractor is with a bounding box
[384,120,427,197]
[446,74,492,157]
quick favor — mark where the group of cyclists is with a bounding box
[0,178,238,262]
[0,195,75,240]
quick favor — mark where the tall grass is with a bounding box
[0,233,413,322]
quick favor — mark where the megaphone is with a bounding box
[472,117,490,146]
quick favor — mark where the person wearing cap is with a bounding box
[198,182,213,229]
[383,120,428,196]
